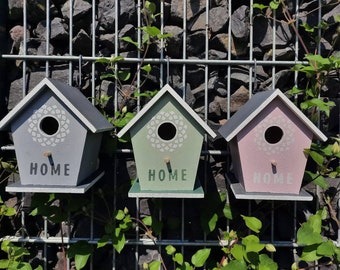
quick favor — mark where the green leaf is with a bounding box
[113,228,126,253]
[34,266,43,270]
[148,261,161,270]
[308,150,325,167]
[265,243,276,253]
[242,235,265,253]
[142,216,152,226]
[141,64,152,73]
[258,254,278,270]
[0,259,9,268]
[241,215,262,233]
[304,171,328,189]
[115,209,126,221]
[297,223,323,245]
[75,254,91,270]
[252,3,268,10]
[300,244,322,262]
[223,260,247,270]
[97,235,110,248]
[191,248,211,267]
[174,253,184,265]
[300,23,315,33]
[166,245,176,255]
[316,240,335,257]
[223,204,234,220]
[121,36,138,47]
[231,244,245,261]
[117,70,131,81]
[269,0,280,10]
[141,26,161,37]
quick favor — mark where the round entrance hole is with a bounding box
[158,122,177,141]
[264,126,283,144]
[39,116,59,136]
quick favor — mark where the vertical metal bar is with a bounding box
[249,0,254,95]
[159,0,164,88]
[227,0,232,119]
[68,0,73,85]
[271,9,276,89]
[136,0,141,110]
[182,0,187,98]
[45,0,50,77]
[135,198,140,270]
[22,0,27,96]
[91,0,96,104]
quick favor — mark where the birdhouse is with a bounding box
[117,84,216,198]
[0,78,113,193]
[218,89,327,200]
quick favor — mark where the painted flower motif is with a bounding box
[254,115,295,155]
[28,104,70,147]
[146,110,188,152]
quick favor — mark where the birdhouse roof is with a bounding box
[0,78,113,133]
[218,89,327,142]
[117,84,216,138]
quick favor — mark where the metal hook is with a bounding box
[78,54,83,88]
[253,58,258,92]
[166,56,170,85]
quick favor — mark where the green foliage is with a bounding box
[294,208,340,267]
[67,241,94,270]
[97,207,132,253]
[218,216,277,270]
[0,240,41,270]
[0,196,16,219]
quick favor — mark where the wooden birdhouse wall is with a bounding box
[130,96,204,191]
[10,92,99,186]
[235,99,314,194]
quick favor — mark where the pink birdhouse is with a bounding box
[218,89,327,199]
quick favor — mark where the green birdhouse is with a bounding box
[117,84,216,198]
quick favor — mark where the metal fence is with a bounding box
[1,0,339,269]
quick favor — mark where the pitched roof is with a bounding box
[0,78,113,133]
[117,84,216,138]
[218,89,327,142]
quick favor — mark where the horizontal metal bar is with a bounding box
[1,236,316,248]
[1,145,228,156]
[1,54,307,66]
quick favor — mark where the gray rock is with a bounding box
[190,6,229,34]
[61,0,92,21]
[73,29,92,55]
[164,25,183,58]
[231,5,249,40]
[170,0,206,24]
[322,3,340,23]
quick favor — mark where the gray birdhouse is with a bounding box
[0,78,113,193]
[117,84,216,198]
[218,89,327,201]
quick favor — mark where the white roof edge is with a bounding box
[45,79,99,133]
[275,90,328,142]
[0,78,113,133]
[223,89,327,142]
[224,90,279,141]
[117,84,217,138]
[0,78,48,130]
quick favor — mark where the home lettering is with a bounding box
[253,172,293,185]
[30,162,70,176]
[148,169,187,181]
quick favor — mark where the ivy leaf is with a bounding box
[231,244,245,261]
[242,235,265,253]
[317,240,335,257]
[241,215,262,233]
[299,244,322,262]
[148,261,161,270]
[191,248,211,267]
[223,260,247,270]
[174,253,184,265]
[269,0,280,10]
[141,64,152,73]
[297,223,323,245]
[113,228,126,253]
[166,245,176,255]
[121,36,138,48]
[258,254,278,270]
[252,3,268,10]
